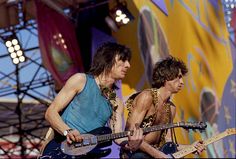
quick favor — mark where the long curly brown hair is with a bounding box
[88,42,131,77]
[152,56,188,88]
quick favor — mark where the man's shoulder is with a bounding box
[130,90,153,106]
[140,89,154,97]
[70,73,86,79]
[126,89,153,101]
[66,73,87,85]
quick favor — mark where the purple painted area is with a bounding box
[209,0,219,10]
[151,0,168,16]
[91,28,122,158]
[230,38,236,62]
[91,27,116,60]
[217,40,236,158]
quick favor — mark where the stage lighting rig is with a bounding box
[105,1,134,31]
[4,34,26,65]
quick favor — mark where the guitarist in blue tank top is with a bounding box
[120,56,206,158]
[39,42,143,158]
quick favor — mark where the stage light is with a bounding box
[223,0,236,24]
[4,35,26,65]
[5,41,12,47]
[17,50,23,56]
[10,52,17,58]
[106,1,134,31]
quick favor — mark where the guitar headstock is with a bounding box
[178,121,207,131]
[226,128,236,135]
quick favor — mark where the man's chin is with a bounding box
[120,74,126,78]
[174,90,180,93]
[120,76,125,79]
[116,76,124,80]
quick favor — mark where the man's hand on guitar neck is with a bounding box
[125,123,143,151]
[193,140,206,155]
[177,140,206,156]
[65,129,83,144]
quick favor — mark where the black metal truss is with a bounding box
[0,19,56,158]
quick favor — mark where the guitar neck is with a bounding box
[143,123,179,134]
[97,123,182,142]
[172,131,232,158]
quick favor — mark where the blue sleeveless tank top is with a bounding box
[61,74,113,133]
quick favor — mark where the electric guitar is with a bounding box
[160,128,236,158]
[40,121,206,158]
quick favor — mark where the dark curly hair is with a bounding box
[152,56,188,88]
[88,42,131,76]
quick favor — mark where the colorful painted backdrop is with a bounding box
[113,0,235,158]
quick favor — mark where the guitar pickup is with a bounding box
[90,137,97,145]
[74,142,82,147]
[74,137,97,147]
[82,139,90,146]
[82,137,97,146]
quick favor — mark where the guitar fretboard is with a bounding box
[97,122,204,143]
[204,131,228,145]
[172,129,235,158]
[143,123,179,134]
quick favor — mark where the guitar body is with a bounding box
[121,142,178,158]
[39,122,207,158]
[159,142,178,155]
[40,127,112,159]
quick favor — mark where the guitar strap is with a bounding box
[37,127,55,158]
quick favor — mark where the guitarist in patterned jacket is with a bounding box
[120,56,206,158]
[40,42,143,158]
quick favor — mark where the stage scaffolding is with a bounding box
[0,0,110,157]
[0,1,56,158]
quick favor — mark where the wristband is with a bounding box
[63,128,73,136]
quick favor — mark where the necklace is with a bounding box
[97,77,117,108]
[95,76,118,133]
[98,78,118,112]
[99,84,118,133]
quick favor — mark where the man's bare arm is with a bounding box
[126,91,166,157]
[111,98,143,151]
[45,73,86,135]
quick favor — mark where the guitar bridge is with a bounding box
[74,137,98,147]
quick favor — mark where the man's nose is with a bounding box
[179,78,184,85]
[125,61,131,68]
